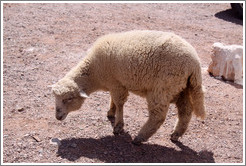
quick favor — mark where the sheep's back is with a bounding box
[91,30,201,93]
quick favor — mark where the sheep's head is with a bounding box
[51,79,88,121]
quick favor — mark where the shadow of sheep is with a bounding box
[56,132,215,163]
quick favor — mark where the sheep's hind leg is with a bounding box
[133,95,169,145]
[110,87,128,135]
[171,89,192,142]
[107,97,116,118]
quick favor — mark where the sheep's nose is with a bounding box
[56,108,61,113]
[56,115,63,120]
[56,108,62,120]
[56,108,67,120]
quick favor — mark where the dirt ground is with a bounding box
[2,3,244,163]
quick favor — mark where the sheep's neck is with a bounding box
[71,59,98,95]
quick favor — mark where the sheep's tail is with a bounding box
[188,68,206,119]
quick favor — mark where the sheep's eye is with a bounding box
[62,98,73,104]
[67,98,73,102]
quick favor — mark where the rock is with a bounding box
[26,47,35,52]
[31,135,41,142]
[16,106,24,112]
[208,42,243,85]
[39,149,43,154]
[50,138,61,146]
[24,133,30,137]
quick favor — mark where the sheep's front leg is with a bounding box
[110,87,128,135]
[133,94,169,145]
[171,89,192,142]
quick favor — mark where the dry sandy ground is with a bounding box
[2,3,244,163]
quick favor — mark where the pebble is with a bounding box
[16,106,24,112]
[50,138,61,146]
[24,133,30,137]
[39,149,43,153]
[31,135,41,142]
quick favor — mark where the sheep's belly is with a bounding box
[130,89,148,97]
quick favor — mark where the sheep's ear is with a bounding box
[49,84,61,95]
[79,91,89,98]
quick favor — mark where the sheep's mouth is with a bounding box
[56,113,68,121]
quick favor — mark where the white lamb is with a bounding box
[51,30,205,145]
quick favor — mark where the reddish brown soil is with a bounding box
[2,3,244,163]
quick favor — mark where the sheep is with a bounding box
[51,30,205,145]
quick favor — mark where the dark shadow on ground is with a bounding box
[215,9,243,26]
[208,73,243,89]
[56,132,215,163]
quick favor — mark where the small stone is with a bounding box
[24,133,30,137]
[19,47,23,52]
[26,47,35,52]
[50,138,61,146]
[32,135,41,142]
[38,148,43,157]
[16,106,24,112]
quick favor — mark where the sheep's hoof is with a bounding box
[170,132,180,142]
[113,123,124,135]
[107,114,115,123]
[132,136,145,146]
[107,114,115,119]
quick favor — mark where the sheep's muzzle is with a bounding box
[56,108,68,121]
